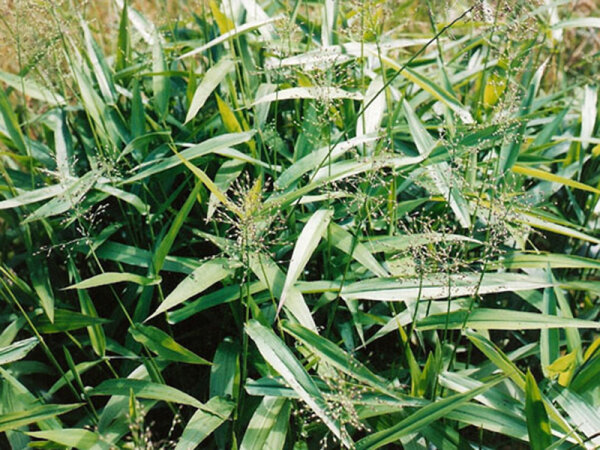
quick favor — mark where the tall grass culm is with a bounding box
[1,0,600,448]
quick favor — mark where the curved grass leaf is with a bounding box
[240,396,287,450]
[185,58,235,123]
[278,209,332,314]
[245,320,352,447]
[175,396,235,450]
[90,379,204,408]
[525,370,552,450]
[417,308,600,330]
[27,428,100,448]
[0,337,38,366]
[129,323,210,365]
[0,403,82,433]
[146,258,236,321]
[65,272,161,290]
[342,272,552,302]
[355,378,502,450]
[0,70,66,105]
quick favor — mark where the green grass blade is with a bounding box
[175,397,235,450]
[245,320,352,447]
[418,308,599,330]
[185,58,235,124]
[129,323,211,365]
[525,370,553,450]
[26,428,100,448]
[65,272,161,290]
[146,258,236,321]
[0,403,83,433]
[0,337,38,365]
[355,378,502,450]
[278,209,332,314]
[240,396,287,450]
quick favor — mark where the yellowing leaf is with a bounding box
[483,73,506,107]
[209,0,234,34]
[547,351,577,387]
[216,94,242,133]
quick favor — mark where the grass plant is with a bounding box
[1,0,600,448]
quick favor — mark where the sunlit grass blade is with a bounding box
[278,209,332,315]
[0,404,83,433]
[355,378,502,450]
[245,320,352,447]
[175,397,235,450]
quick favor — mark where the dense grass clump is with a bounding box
[1,0,600,448]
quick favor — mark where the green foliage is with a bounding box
[0,0,600,448]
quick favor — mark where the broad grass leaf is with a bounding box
[283,321,396,397]
[466,331,576,438]
[28,256,54,322]
[253,87,363,106]
[175,396,235,450]
[0,403,82,433]
[152,29,169,120]
[342,273,552,302]
[22,171,99,224]
[26,428,100,448]
[447,403,530,442]
[65,272,161,290]
[540,280,559,377]
[207,159,245,219]
[248,252,317,331]
[115,0,131,73]
[0,70,65,105]
[0,86,27,153]
[48,360,100,395]
[525,370,552,450]
[402,99,471,227]
[185,58,235,123]
[34,309,110,334]
[378,54,473,123]
[278,209,333,314]
[274,134,379,190]
[355,378,502,450]
[129,323,210,365]
[146,258,236,320]
[84,241,197,274]
[498,252,600,270]
[114,0,155,44]
[552,18,600,29]
[210,338,240,399]
[581,84,597,150]
[240,396,287,450]
[512,165,600,194]
[90,379,204,408]
[498,57,546,173]
[178,16,281,60]
[365,233,480,253]
[551,386,600,446]
[152,181,203,274]
[0,184,64,210]
[417,308,600,330]
[168,281,264,324]
[0,337,38,365]
[569,346,600,394]
[245,320,352,447]
[515,209,600,245]
[548,270,582,357]
[356,76,385,154]
[95,183,150,215]
[216,93,243,133]
[326,223,388,277]
[81,20,117,104]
